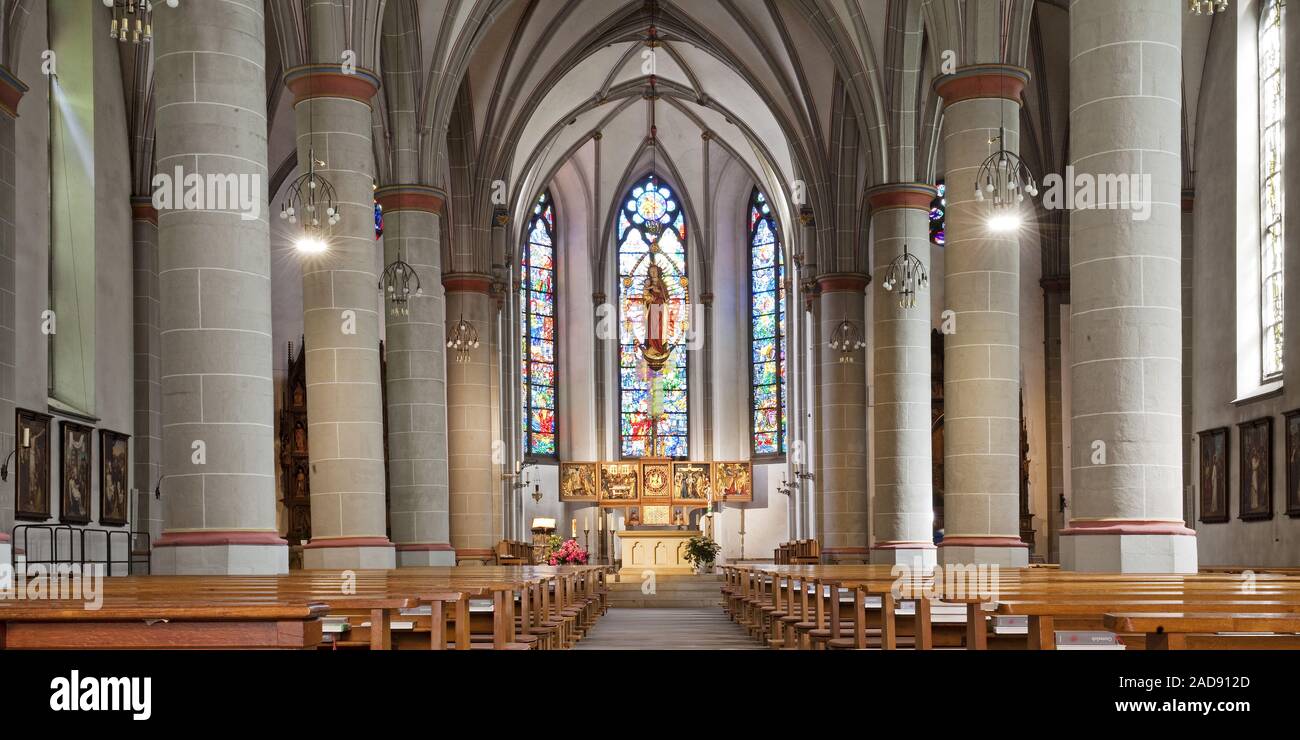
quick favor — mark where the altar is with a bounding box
[617,529,700,573]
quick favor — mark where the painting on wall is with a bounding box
[600,463,639,501]
[642,462,672,499]
[672,462,712,502]
[1238,417,1273,521]
[558,462,598,502]
[14,409,52,521]
[99,429,130,526]
[1285,410,1300,517]
[1197,427,1229,524]
[60,422,93,525]
[715,461,753,502]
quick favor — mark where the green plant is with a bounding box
[684,535,721,569]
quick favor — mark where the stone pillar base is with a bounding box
[939,539,1029,567]
[396,545,457,567]
[303,538,396,570]
[1061,532,1197,573]
[152,543,288,575]
[870,545,937,569]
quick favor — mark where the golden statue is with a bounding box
[637,262,675,372]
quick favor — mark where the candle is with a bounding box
[21,427,29,448]
[584,515,590,532]
[571,518,577,538]
[597,513,603,531]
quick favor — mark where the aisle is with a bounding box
[574,607,763,650]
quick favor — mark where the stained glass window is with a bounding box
[929,181,946,246]
[618,175,689,459]
[520,191,557,457]
[1260,0,1286,381]
[749,188,786,455]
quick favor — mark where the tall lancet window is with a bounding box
[520,191,557,457]
[1260,0,1286,381]
[749,188,786,455]
[618,175,690,459]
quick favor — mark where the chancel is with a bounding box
[0,0,1297,665]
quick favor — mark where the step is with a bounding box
[605,599,724,609]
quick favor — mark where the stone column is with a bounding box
[445,275,497,564]
[867,185,937,567]
[934,65,1030,567]
[131,199,161,545]
[0,65,26,568]
[816,274,869,563]
[376,185,454,566]
[1061,0,1196,572]
[1180,190,1194,529]
[151,0,287,574]
[286,65,394,569]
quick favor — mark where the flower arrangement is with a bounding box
[546,537,589,566]
[684,535,721,572]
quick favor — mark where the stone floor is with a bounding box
[573,607,762,650]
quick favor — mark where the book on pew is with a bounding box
[930,603,970,624]
[991,615,1028,635]
[321,617,351,634]
[1054,631,1126,650]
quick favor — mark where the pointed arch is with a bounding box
[617,174,690,459]
[520,190,558,457]
[748,187,786,456]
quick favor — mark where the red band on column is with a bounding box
[131,197,158,225]
[1181,190,1194,213]
[937,536,1028,548]
[0,65,28,118]
[815,273,869,293]
[934,64,1030,105]
[1060,520,1196,537]
[285,64,380,106]
[375,185,446,214]
[153,531,287,548]
[866,183,937,211]
[872,541,937,550]
[302,536,394,549]
[443,274,494,294]
[395,543,455,552]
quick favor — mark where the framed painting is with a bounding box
[1287,410,1300,517]
[642,461,672,499]
[99,429,131,526]
[1238,417,1273,521]
[14,409,52,521]
[599,462,639,502]
[1198,427,1229,523]
[715,461,753,502]
[558,462,598,502]
[672,462,712,502]
[60,421,93,525]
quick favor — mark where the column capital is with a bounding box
[130,196,158,225]
[443,273,494,294]
[933,64,1030,105]
[492,209,510,228]
[0,64,28,118]
[285,64,380,106]
[815,272,870,293]
[375,184,446,214]
[866,182,938,211]
[592,291,607,304]
[1181,189,1195,213]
